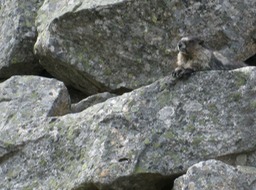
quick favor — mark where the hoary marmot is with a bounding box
[172,36,247,78]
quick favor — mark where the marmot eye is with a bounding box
[178,42,183,48]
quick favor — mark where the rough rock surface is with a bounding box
[1,67,256,189]
[0,76,70,187]
[0,76,70,119]
[0,0,44,78]
[173,160,256,190]
[71,92,116,113]
[34,0,256,94]
[0,75,70,153]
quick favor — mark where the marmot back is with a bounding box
[172,36,246,78]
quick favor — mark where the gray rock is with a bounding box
[0,76,70,119]
[0,75,71,189]
[0,75,70,149]
[71,92,116,113]
[34,0,255,94]
[173,160,256,190]
[1,67,256,189]
[0,0,44,78]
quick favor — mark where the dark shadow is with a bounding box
[73,173,183,190]
[245,54,256,66]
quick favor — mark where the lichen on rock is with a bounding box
[34,0,256,94]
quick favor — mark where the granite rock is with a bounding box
[173,160,256,190]
[2,67,256,189]
[0,0,44,78]
[34,0,256,94]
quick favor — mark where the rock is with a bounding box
[0,75,71,188]
[0,0,44,78]
[2,67,256,189]
[0,76,70,119]
[173,160,256,190]
[0,75,71,148]
[34,0,255,94]
[71,92,116,113]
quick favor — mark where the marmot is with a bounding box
[172,36,247,78]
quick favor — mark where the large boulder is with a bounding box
[0,0,44,78]
[0,75,70,187]
[173,160,256,190]
[1,67,256,189]
[34,0,256,94]
[0,75,70,148]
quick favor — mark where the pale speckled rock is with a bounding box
[0,76,70,119]
[1,67,256,189]
[34,0,256,94]
[0,75,70,152]
[0,75,71,189]
[173,160,256,190]
[71,92,116,113]
[0,0,44,78]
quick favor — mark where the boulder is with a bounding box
[0,0,44,78]
[34,0,256,94]
[0,75,70,149]
[71,92,116,113]
[1,67,256,189]
[173,160,256,190]
[0,75,70,188]
[0,76,70,119]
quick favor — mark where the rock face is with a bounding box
[173,160,256,190]
[1,67,256,189]
[0,0,44,78]
[34,0,256,94]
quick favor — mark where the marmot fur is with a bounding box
[172,36,247,78]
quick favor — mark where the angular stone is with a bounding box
[0,76,70,119]
[34,0,256,94]
[0,0,44,78]
[0,75,71,188]
[173,160,256,190]
[0,76,70,145]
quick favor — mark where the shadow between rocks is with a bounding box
[74,173,183,190]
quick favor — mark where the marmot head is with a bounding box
[177,36,204,55]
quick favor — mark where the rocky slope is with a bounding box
[2,68,256,189]
[0,0,256,190]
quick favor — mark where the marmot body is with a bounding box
[172,36,246,78]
